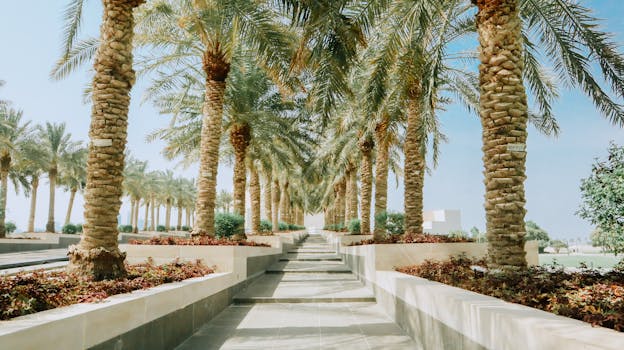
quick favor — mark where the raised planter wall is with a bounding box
[341,245,624,350]
[0,244,284,350]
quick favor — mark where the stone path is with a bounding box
[0,248,68,271]
[176,234,419,350]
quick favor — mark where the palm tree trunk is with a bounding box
[476,0,528,269]
[250,165,261,235]
[279,181,290,224]
[68,0,145,280]
[0,160,9,237]
[359,137,374,235]
[156,204,160,227]
[231,123,250,219]
[185,208,191,228]
[46,167,57,232]
[192,49,230,237]
[129,200,136,226]
[374,118,389,241]
[176,206,182,231]
[165,198,171,232]
[346,167,358,223]
[272,178,280,231]
[27,175,39,233]
[150,198,155,231]
[133,198,140,233]
[143,200,149,231]
[336,180,346,225]
[263,174,272,221]
[403,96,425,236]
[64,188,77,226]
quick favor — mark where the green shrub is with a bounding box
[287,223,305,231]
[324,223,346,232]
[387,213,405,235]
[118,225,133,233]
[215,213,245,238]
[75,224,83,233]
[374,212,387,232]
[62,224,78,234]
[181,226,191,232]
[348,219,361,234]
[4,222,16,234]
[156,225,166,232]
[278,221,288,231]
[260,220,272,233]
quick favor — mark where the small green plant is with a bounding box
[4,222,16,234]
[348,219,361,234]
[62,224,78,234]
[260,220,272,233]
[181,225,191,232]
[386,213,405,235]
[278,221,289,231]
[156,225,166,232]
[118,225,133,233]
[75,224,83,233]
[287,223,305,231]
[214,213,245,238]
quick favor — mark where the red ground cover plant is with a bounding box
[350,234,473,246]
[0,260,214,320]
[129,236,270,247]
[397,256,624,331]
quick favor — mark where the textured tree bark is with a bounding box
[271,178,280,231]
[359,136,374,235]
[65,188,77,226]
[27,175,39,233]
[0,159,8,237]
[132,198,140,233]
[192,48,230,237]
[346,166,358,223]
[176,206,182,231]
[250,165,261,235]
[403,95,425,236]
[231,122,250,219]
[279,181,291,224]
[263,174,272,222]
[129,200,136,227]
[46,167,57,232]
[374,118,389,241]
[185,208,191,228]
[143,200,149,231]
[476,0,528,269]
[334,181,346,226]
[156,204,160,227]
[68,0,145,280]
[165,198,171,232]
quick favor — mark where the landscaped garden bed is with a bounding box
[349,233,472,245]
[0,260,214,320]
[397,256,624,331]
[128,236,270,247]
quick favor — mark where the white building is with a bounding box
[423,210,462,234]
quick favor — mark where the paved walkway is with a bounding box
[0,248,68,272]
[176,234,419,350]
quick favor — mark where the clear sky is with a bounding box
[0,1,623,239]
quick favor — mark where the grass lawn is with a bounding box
[539,254,622,269]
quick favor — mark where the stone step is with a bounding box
[233,296,376,304]
[279,258,342,262]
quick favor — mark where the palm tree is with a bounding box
[122,157,147,233]
[55,0,146,279]
[14,139,49,232]
[37,122,79,233]
[0,107,31,237]
[134,0,295,237]
[474,0,624,269]
[59,147,87,227]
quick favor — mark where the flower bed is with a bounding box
[128,236,270,247]
[397,256,624,331]
[0,260,214,320]
[350,233,472,246]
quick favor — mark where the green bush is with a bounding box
[75,224,83,233]
[156,225,166,232]
[448,230,468,239]
[260,220,272,233]
[278,221,289,231]
[324,223,346,232]
[4,222,16,234]
[348,219,361,234]
[118,225,133,233]
[215,213,245,238]
[387,213,405,235]
[181,226,191,232]
[287,223,305,231]
[62,224,78,234]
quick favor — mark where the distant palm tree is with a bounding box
[123,157,147,233]
[14,139,49,232]
[0,107,31,236]
[59,147,87,226]
[37,122,79,233]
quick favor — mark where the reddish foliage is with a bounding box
[350,234,473,246]
[129,236,270,247]
[397,256,624,331]
[0,260,214,320]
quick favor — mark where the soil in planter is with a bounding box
[350,234,473,246]
[129,236,270,247]
[397,255,624,331]
[0,259,214,320]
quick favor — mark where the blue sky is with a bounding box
[1,1,623,239]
